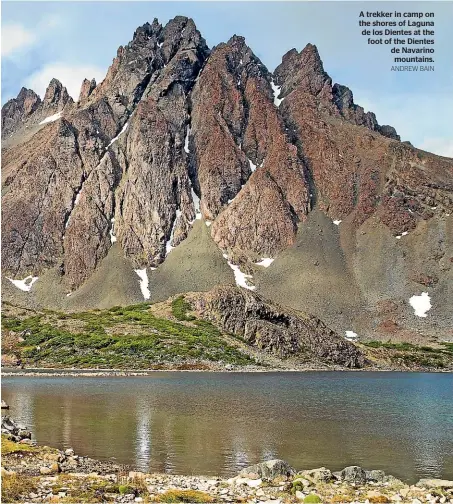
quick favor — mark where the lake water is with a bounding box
[2,372,453,482]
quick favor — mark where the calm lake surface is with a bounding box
[2,372,453,482]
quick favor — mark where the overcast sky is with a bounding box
[2,1,452,156]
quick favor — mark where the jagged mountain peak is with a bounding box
[160,16,208,57]
[208,34,270,85]
[16,87,41,103]
[301,42,322,58]
[1,81,71,139]
[42,78,73,109]
[86,15,208,117]
[280,42,324,68]
[129,19,162,50]
[226,34,247,48]
[132,20,159,39]
[274,43,399,140]
[274,42,331,97]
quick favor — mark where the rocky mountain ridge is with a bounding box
[2,16,452,343]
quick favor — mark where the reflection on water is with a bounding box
[2,372,453,482]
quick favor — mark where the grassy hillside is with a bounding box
[362,340,453,370]
[1,298,255,369]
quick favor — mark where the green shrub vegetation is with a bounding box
[171,296,196,321]
[304,494,322,503]
[1,302,254,369]
[154,489,214,503]
[363,340,453,368]
[118,485,134,495]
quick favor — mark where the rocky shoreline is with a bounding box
[2,364,453,377]
[2,416,453,504]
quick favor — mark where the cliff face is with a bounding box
[2,16,452,342]
[186,286,365,368]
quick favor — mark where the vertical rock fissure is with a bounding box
[63,172,87,232]
[275,102,317,212]
[184,98,202,222]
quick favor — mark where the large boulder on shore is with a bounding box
[339,466,367,485]
[1,415,32,442]
[365,470,386,483]
[298,467,332,483]
[239,459,296,481]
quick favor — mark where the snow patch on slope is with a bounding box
[134,268,150,300]
[110,218,117,244]
[65,183,84,229]
[191,188,202,221]
[7,275,38,292]
[271,81,283,107]
[107,122,128,149]
[255,258,274,268]
[333,220,342,226]
[345,330,358,341]
[409,292,432,318]
[39,112,62,125]
[166,210,182,255]
[184,126,191,154]
[223,254,255,291]
[396,231,408,240]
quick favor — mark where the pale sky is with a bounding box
[2,1,452,156]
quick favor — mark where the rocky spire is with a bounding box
[1,87,41,138]
[112,16,210,271]
[274,43,332,98]
[78,78,97,102]
[16,87,42,115]
[42,78,73,110]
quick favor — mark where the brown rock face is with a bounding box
[115,96,193,268]
[2,16,209,288]
[2,120,84,275]
[187,286,365,368]
[191,36,310,258]
[63,151,122,290]
[114,17,209,268]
